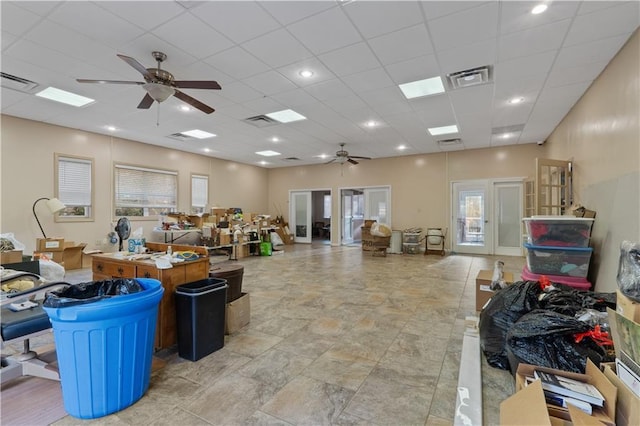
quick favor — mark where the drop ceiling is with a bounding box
[1,1,638,168]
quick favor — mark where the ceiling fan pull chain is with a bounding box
[156,102,160,126]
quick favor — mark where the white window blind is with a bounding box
[191,174,208,211]
[115,164,177,210]
[58,156,92,206]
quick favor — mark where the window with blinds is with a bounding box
[55,154,93,219]
[191,174,208,214]
[115,164,177,217]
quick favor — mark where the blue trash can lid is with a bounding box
[176,278,228,294]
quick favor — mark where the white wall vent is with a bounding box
[446,66,492,90]
[1,72,39,93]
[243,115,279,128]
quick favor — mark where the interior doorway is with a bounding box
[340,186,391,246]
[289,189,332,244]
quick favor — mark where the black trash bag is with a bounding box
[43,278,143,308]
[479,280,542,371]
[506,310,614,374]
[539,285,617,317]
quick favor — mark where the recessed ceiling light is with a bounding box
[271,136,280,142]
[203,148,211,153]
[397,145,407,150]
[181,129,216,139]
[256,150,280,157]
[365,120,377,127]
[258,160,269,165]
[399,76,445,99]
[500,133,513,139]
[265,109,307,123]
[106,125,117,132]
[509,97,524,104]
[180,105,190,111]
[428,124,459,136]
[531,4,547,14]
[299,69,314,78]
[35,87,94,107]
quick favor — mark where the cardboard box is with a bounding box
[33,251,63,263]
[601,363,640,426]
[475,270,515,311]
[501,359,617,426]
[219,232,231,246]
[63,242,88,270]
[36,237,64,252]
[616,289,640,323]
[0,250,23,264]
[225,292,250,334]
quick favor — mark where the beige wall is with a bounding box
[545,29,640,290]
[0,116,269,254]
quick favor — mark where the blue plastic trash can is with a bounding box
[42,278,164,419]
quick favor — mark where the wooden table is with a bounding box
[91,243,209,351]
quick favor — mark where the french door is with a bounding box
[290,191,311,244]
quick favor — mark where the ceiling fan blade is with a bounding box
[347,158,359,165]
[173,80,221,90]
[117,54,152,79]
[325,159,337,164]
[173,89,215,114]
[348,155,372,160]
[76,79,144,85]
[137,93,155,109]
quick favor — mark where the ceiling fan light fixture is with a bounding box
[143,82,175,102]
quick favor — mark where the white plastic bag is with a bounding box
[0,233,25,251]
[371,222,392,237]
[39,258,65,282]
[270,232,284,247]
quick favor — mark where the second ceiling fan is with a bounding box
[326,143,372,165]
[77,51,220,114]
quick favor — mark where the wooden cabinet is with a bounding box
[91,252,208,351]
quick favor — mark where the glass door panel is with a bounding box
[290,191,311,243]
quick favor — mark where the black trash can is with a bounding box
[175,278,228,361]
[209,262,244,303]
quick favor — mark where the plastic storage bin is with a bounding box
[523,216,594,247]
[403,243,420,254]
[524,243,592,278]
[210,262,244,303]
[175,278,228,361]
[521,266,591,291]
[403,232,422,244]
[42,278,164,419]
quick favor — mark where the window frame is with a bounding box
[54,153,94,222]
[114,162,178,220]
[191,173,209,214]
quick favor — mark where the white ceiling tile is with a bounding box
[499,1,580,35]
[318,42,380,77]
[152,13,233,59]
[217,81,263,104]
[358,86,406,107]
[204,47,270,80]
[497,19,571,62]
[436,38,497,76]
[304,79,353,102]
[5,39,93,80]
[428,2,499,52]
[564,2,640,47]
[259,1,336,26]
[322,95,368,115]
[491,103,534,128]
[448,84,493,117]
[412,96,457,127]
[47,2,145,49]
[195,1,282,44]
[277,58,336,88]
[493,73,546,100]
[242,70,297,96]
[421,1,487,21]
[545,60,608,89]
[119,33,200,71]
[8,1,62,16]
[537,81,592,105]
[384,54,440,84]
[286,7,362,55]
[578,1,633,15]
[494,50,557,80]
[1,30,18,50]
[1,2,42,36]
[554,34,630,69]
[341,68,395,93]
[371,100,414,118]
[369,24,433,66]
[242,28,313,68]
[270,88,319,107]
[344,0,424,38]
[96,1,184,31]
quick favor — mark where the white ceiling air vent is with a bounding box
[491,124,525,135]
[243,115,279,128]
[1,72,39,93]
[166,132,195,142]
[283,157,301,161]
[437,138,462,147]
[446,65,492,90]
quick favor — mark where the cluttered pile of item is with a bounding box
[481,240,640,425]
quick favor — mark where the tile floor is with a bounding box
[11,244,522,425]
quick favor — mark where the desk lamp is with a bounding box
[32,197,66,238]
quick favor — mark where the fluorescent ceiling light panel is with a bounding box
[256,150,280,157]
[428,125,459,136]
[181,129,216,139]
[265,109,306,123]
[35,87,94,107]
[399,77,445,99]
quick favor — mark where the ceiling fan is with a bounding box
[326,143,372,165]
[76,51,220,114]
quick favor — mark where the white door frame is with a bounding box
[339,185,391,246]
